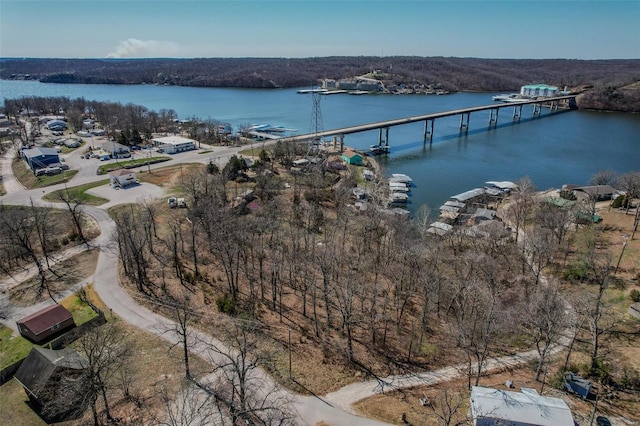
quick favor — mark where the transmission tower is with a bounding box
[308,89,323,155]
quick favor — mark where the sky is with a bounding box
[1,0,639,60]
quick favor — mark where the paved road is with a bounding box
[0,139,568,425]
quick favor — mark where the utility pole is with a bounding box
[614,235,628,275]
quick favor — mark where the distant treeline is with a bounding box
[1,57,639,112]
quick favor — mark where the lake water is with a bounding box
[2,80,639,213]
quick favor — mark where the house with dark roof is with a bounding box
[22,147,60,171]
[14,347,88,422]
[17,304,75,343]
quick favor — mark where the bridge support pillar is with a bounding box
[459,113,470,132]
[489,108,499,127]
[512,105,522,120]
[385,127,390,147]
[339,134,344,152]
[378,128,383,145]
[423,119,434,146]
[533,103,542,116]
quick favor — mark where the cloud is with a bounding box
[106,38,180,58]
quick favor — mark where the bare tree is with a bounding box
[0,202,57,301]
[589,170,617,186]
[154,380,225,426]
[54,186,90,247]
[508,176,536,243]
[520,282,567,381]
[616,171,640,214]
[198,319,294,425]
[47,322,133,425]
[425,388,468,426]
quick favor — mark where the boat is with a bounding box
[391,173,413,184]
[492,93,520,102]
[369,145,390,155]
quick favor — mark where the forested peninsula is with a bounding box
[2,57,639,112]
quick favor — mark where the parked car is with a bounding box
[596,416,612,426]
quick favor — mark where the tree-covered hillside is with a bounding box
[2,57,639,111]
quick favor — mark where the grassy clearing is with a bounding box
[61,291,99,325]
[136,162,202,188]
[0,326,33,369]
[12,158,78,189]
[96,156,170,175]
[42,179,110,206]
[0,379,46,426]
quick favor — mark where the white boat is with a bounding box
[391,173,413,183]
[492,93,520,102]
[369,145,390,155]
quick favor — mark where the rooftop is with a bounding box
[17,304,73,336]
[470,386,574,426]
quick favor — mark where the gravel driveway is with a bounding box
[87,181,167,208]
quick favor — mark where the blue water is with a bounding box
[2,80,639,213]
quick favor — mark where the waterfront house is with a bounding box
[341,149,363,166]
[17,304,75,343]
[470,386,574,426]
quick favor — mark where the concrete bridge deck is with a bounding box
[279,95,576,146]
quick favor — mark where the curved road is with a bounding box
[1,140,567,425]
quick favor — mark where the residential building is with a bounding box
[520,84,559,98]
[22,147,60,171]
[470,386,574,426]
[152,135,196,154]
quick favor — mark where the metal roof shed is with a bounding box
[17,304,75,343]
[470,386,574,426]
[451,188,485,203]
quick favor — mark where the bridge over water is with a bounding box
[280,95,577,150]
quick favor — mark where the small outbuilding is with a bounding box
[341,149,363,166]
[109,169,137,188]
[22,147,60,171]
[17,304,75,343]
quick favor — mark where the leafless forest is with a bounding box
[2,57,639,111]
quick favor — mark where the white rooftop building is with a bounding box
[152,135,196,154]
[470,386,574,426]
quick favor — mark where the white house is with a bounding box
[109,169,137,188]
[470,386,574,426]
[152,135,196,154]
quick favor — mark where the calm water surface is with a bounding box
[2,80,638,213]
